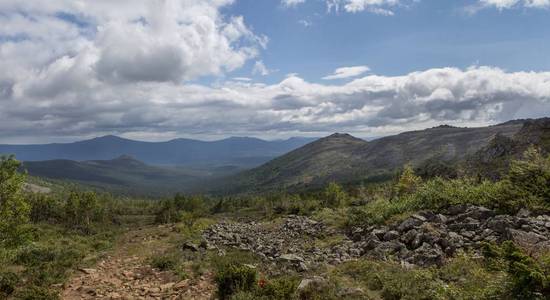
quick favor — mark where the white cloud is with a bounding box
[326,0,405,15]
[252,61,274,76]
[470,0,550,12]
[0,0,265,86]
[282,0,307,7]
[1,64,550,142]
[323,66,371,80]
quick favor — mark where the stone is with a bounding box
[401,229,418,245]
[398,218,422,232]
[296,277,327,293]
[182,242,200,252]
[383,230,400,241]
[79,268,97,275]
[279,254,305,263]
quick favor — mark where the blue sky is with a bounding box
[0,0,549,143]
[224,0,550,83]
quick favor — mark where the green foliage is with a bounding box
[13,285,59,300]
[495,146,550,212]
[482,241,550,299]
[215,264,258,300]
[27,193,63,223]
[322,182,348,208]
[155,194,208,224]
[393,164,422,198]
[0,271,19,298]
[0,156,30,247]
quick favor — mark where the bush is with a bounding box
[393,164,422,198]
[323,182,348,208]
[151,254,178,271]
[14,285,59,300]
[215,264,258,299]
[0,271,19,297]
[482,241,550,299]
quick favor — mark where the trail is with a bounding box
[61,222,215,300]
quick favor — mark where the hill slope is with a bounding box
[219,121,528,193]
[0,136,317,167]
[21,155,234,196]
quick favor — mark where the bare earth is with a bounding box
[61,224,215,300]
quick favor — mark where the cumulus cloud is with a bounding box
[0,0,265,86]
[1,63,550,142]
[323,66,371,80]
[1,1,550,143]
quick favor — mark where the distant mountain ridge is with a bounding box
[0,135,318,167]
[21,155,238,197]
[217,119,539,193]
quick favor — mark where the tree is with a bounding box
[0,156,30,247]
[323,182,348,208]
[394,164,422,198]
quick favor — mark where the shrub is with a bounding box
[482,241,550,299]
[0,271,19,297]
[393,164,422,198]
[13,285,59,300]
[215,264,257,299]
[323,182,348,208]
[151,254,178,271]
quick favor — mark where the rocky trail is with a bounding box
[61,223,215,300]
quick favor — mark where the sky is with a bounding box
[0,0,549,143]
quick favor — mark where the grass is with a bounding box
[0,223,117,298]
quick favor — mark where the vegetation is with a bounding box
[1,138,550,298]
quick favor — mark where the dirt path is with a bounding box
[61,224,215,300]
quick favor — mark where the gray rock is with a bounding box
[383,230,400,241]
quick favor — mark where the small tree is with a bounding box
[323,182,348,208]
[394,164,422,198]
[0,156,30,247]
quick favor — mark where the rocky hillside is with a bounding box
[468,118,550,179]
[219,120,525,193]
[201,206,550,271]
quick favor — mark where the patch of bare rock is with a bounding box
[202,206,550,270]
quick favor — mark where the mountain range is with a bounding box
[218,119,548,193]
[11,118,550,196]
[0,135,317,167]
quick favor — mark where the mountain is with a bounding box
[21,155,238,196]
[218,120,530,193]
[467,118,550,179]
[0,136,317,167]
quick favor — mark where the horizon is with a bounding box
[0,116,539,145]
[1,1,549,143]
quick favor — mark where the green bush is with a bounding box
[215,264,258,300]
[0,271,19,297]
[393,164,422,198]
[482,241,550,299]
[323,182,348,208]
[151,254,178,271]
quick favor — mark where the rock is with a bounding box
[383,230,400,241]
[508,229,545,248]
[79,268,97,275]
[296,277,327,293]
[398,218,422,232]
[182,242,200,252]
[516,208,531,218]
[401,229,418,245]
[279,254,305,263]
